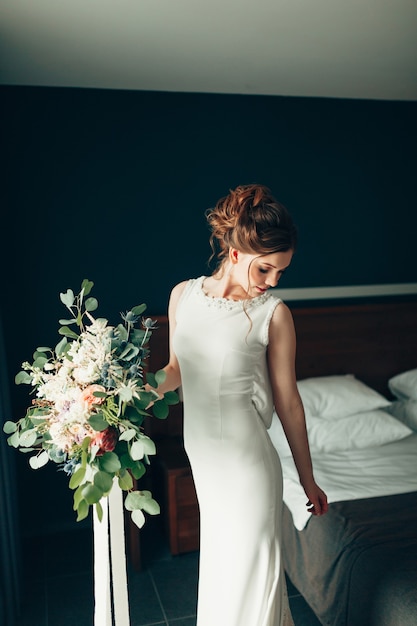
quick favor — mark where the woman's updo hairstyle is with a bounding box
[206,184,297,268]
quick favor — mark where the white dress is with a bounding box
[173,277,294,626]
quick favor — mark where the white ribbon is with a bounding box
[93,484,131,626]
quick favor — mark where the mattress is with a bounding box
[278,433,417,625]
[280,432,417,530]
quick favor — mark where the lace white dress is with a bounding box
[173,277,294,626]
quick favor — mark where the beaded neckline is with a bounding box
[196,276,271,310]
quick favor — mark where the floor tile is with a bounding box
[168,617,197,626]
[150,552,199,621]
[127,570,167,626]
[15,521,323,626]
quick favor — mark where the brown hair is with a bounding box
[206,184,297,270]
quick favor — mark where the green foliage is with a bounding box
[4,279,180,529]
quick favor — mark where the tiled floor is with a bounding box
[15,517,321,626]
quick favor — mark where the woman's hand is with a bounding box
[144,383,163,409]
[304,482,328,516]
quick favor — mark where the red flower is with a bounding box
[91,427,118,456]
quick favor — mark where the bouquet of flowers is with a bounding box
[3,279,178,528]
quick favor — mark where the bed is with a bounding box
[140,299,417,624]
[270,300,417,626]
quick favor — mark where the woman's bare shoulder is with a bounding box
[168,280,191,312]
[269,300,296,336]
[271,299,293,323]
[171,280,189,294]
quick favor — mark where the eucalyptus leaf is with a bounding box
[58,318,77,325]
[36,346,51,353]
[76,499,90,521]
[124,490,145,511]
[95,501,103,522]
[3,421,17,434]
[119,428,136,442]
[32,356,48,369]
[69,466,86,489]
[28,455,39,469]
[130,508,145,529]
[15,371,32,385]
[88,414,109,432]
[73,485,84,510]
[155,369,166,385]
[141,496,160,516]
[130,440,144,461]
[58,326,79,340]
[81,279,94,296]
[60,289,75,308]
[124,405,146,424]
[85,297,98,312]
[82,483,103,505]
[29,411,49,421]
[124,489,159,516]
[7,430,21,448]
[29,450,49,469]
[134,394,152,410]
[19,429,38,447]
[81,437,91,451]
[94,471,113,493]
[55,336,68,356]
[146,372,157,388]
[118,470,133,491]
[139,435,156,456]
[119,452,134,470]
[130,461,146,480]
[163,390,179,405]
[152,400,169,420]
[99,452,121,473]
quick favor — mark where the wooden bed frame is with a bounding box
[128,299,417,569]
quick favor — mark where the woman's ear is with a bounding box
[229,248,239,264]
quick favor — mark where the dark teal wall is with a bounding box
[2,85,417,410]
[1,85,416,532]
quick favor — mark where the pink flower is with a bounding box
[91,427,118,456]
[81,384,106,408]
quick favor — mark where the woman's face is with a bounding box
[231,248,293,297]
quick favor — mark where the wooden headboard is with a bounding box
[145,300,417,439]
[291,301,417,395]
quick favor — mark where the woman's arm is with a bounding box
[267,302,328,516]
[146,281,186,398]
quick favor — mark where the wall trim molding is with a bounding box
[271,282,417,301]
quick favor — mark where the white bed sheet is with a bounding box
[279,432,417,530]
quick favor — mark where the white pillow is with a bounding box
[297,374,390,419]
[306,409,412,453]
[388,369,417,400]
[387,399,417,432]
[267,412,292,458]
